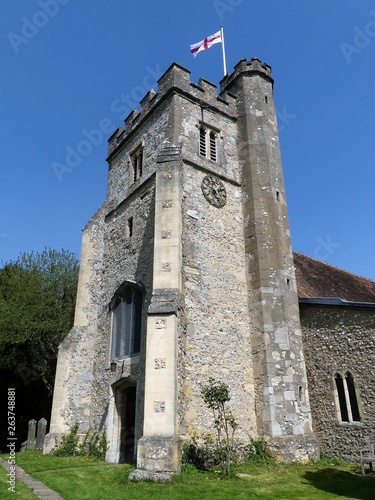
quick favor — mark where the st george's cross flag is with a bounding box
[190,30,222,57]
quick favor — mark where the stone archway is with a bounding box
[106,379,138,464]
[119,385,136,463]
[115,385,137,463]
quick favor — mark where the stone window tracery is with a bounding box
[110,284,142,360]
[334,371,361,423]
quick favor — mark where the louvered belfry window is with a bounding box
[209,131,217,161]
[199,127,206,156]
[111,285,142,360]
[199,126,217,162]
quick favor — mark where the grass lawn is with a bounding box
[1,451,374,500]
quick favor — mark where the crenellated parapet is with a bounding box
[107,62,237,159]
[220,56,273,94]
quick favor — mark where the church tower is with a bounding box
[44,58,318,471]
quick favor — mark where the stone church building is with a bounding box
[44,57,375,471]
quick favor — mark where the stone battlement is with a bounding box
[220,57,273,93]
[107,61,240,158]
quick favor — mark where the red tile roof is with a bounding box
[293,251,375,303]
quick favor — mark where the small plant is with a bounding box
[78,429,108,460]
[53,423,108,460]
[247,437,273,464]
[53,422,80,456]
[201,378,238,476]
[182,434,215,469]
[315,450,347,466]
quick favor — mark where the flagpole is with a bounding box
[220,25,227,76]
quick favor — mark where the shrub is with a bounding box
[53,423,108,460]
[247,437,273,464]
[53,422,80,457]
[78,429,108,461]
[182,434,216,470]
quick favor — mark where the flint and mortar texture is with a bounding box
[301,304,375,460]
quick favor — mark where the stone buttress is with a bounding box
[137,141,183,472]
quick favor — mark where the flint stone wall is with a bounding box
[179,160,257,440]
[300,304,375,460]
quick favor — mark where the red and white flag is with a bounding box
[190,30,222,58]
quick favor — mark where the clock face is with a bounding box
[201,175,227,208]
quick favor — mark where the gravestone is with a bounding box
[36,418,47,450]
[27,419,36,450]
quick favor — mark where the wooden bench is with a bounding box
[359,440,375,475]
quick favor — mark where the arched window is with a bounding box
[199,125,218,162]
[199,127,206,156]
[131,146,144,184]
[345,372,360,422]
[209,131,217,161]
[334,371,361,423]
[111,285,142,360]
[334,373,349,422]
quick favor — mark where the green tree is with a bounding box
[0,248,79,449]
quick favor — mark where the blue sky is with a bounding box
[1,0,375,281]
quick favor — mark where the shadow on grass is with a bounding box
[303,468,375,500]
